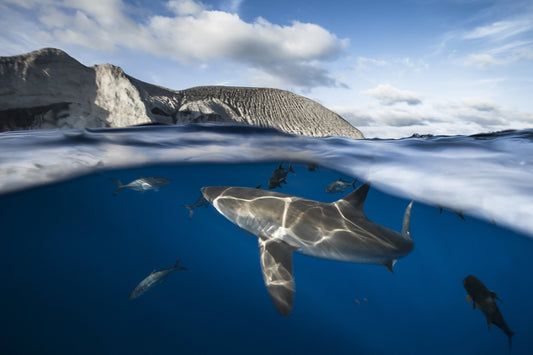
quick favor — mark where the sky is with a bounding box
[1,0,533,138]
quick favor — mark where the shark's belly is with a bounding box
[296,244,396,264]
[294,227,414,264]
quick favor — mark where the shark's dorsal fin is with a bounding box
[258,236,296,316]
[340,183,370,211]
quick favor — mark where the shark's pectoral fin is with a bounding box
[258,236,296,317]
[466,294,472,305]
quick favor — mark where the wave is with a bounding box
[1,124,532,237]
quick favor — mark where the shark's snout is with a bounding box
[201,186,228,203]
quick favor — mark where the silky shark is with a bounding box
[201,183,414,316]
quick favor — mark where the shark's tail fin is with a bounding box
[402,201,414,239]
[174,257,187,271]
[111,178,124,196]
[183,204,194,219]
[351,178,357,189]
[289,163,295,174]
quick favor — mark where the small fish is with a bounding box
[111,176,170,196]
[268,163,295,189]
[355,298,368,306]
[307,163,319,171]
[129,258,186,299]
[183,196,209,218]
[463,275,514,351]
[326,177,356,194]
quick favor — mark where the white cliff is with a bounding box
[0,48,364,138]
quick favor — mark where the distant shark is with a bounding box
[129,258,186,299]
[111,176,169,196]
[201,183,414,316]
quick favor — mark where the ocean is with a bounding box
[1,124,532,354]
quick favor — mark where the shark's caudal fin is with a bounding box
[340,183,370,211]
[288,163,295,174]
[111,178,124,196]
[258,236,296,316]
[174,257,186,271]
[402,201,414,238]
[183,205,194,218]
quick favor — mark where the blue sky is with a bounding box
[1,0,532,137]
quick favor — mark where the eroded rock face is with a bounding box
[0,48,364,138]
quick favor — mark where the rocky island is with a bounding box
[0,48,363,139]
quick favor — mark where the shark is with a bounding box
[129,258,186,299]
[111,176,170,196]
[326,177,357,194]
[201,183,414,316]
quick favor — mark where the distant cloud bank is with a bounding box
[335,96,533,139]
[364,84,422,106]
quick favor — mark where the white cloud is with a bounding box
[167,0,206,16]
[463,20,533,41]
[363,84,422,106]
[2,0,348,89]
[467,53,504,67]
[461,98,500,112]
[221,0,243,14]
[356,57,387,70]
[436,5,533,69]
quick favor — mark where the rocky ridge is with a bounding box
[0,48,364,138]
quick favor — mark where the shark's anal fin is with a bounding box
[258,236,296,317]
[382,259,397,273]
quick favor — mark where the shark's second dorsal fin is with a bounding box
[340,183,370,211]
[258,236,296,317]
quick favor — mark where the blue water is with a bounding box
[1,125,533,354]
